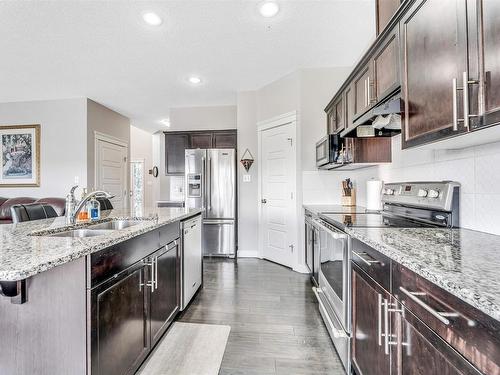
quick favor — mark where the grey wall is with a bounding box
[0,98,87,198]
[86,99,130,191]
[169,105,237,131]
[236,91,259,256]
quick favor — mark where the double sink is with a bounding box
[47,220,144,238]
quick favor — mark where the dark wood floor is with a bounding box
[177,258,344,375]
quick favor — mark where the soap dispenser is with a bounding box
[88,197,101,221]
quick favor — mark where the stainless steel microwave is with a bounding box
[316,134,344,168]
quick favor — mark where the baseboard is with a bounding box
[293,264,311,274]
[237,250,261,258]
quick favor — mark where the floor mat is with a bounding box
[138,322,231,375]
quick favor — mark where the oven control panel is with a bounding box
[382,181,460,212]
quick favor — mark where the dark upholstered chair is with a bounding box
[0,197,66,224]
[96,197,114,210]
[0,197,37,224]
[11,203,59,224]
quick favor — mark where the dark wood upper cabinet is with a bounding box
[345,85,355,131]
[346,137,392,164]
[165,130,236,175]
[214,131,237,148]
[189,133,213,149]
[373,25,400,102]
[327,95,345,134]
[479,0,500,127]
[165,133,189,176]
[376,0,401,36]
[401,0,469,149]
[352,267,392,375]
[353,64,374,120]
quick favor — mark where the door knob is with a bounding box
[261,199,267,204]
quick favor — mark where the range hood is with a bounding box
[340,93,402,138]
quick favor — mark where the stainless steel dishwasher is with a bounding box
[180,214,202,310]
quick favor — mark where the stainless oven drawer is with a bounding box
[313,287,351,374]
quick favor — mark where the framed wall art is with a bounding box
[0,124,40,187]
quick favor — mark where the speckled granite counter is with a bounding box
[303,204,369,216]
[0,207,202,282]
[346,227,500,321]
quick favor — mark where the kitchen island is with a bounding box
[0,207,202,375]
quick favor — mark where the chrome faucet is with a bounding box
[67,187,114,224]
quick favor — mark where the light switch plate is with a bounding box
[243,174,251,182]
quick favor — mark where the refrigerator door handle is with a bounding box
[202,156,206,211]
[207,157,212,212]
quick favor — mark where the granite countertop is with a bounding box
[346,227,500,321]
[0,207,202,282]
[303,204,369,216]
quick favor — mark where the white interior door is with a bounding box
[96,138,128,209]
[260,122,296,268]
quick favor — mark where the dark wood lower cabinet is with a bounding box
[352,267,391,375]
[90,226,182,375]
[396,307,482,375]
[90,262,149,375]
[150,241,180,346]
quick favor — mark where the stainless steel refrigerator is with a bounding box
[185,149,236,256]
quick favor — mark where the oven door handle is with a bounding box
[312,287,348,338]
[313,219,348,240]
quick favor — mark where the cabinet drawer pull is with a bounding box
[352,250,380,266]
[399,287,457,325]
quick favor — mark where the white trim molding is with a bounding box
[257,110,298,131]
[94,131,128,148]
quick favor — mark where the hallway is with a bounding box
[178,258,344,375]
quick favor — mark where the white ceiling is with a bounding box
[0,1,375,132]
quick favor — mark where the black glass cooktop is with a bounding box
[319,212,435,229]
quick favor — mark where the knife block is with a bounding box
[341,189,356,206]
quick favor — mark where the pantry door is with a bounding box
[95,133,128,209]
[258,113,297,268]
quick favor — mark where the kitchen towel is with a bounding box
[366,179,383,211]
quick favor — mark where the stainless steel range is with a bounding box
[312,181,460,374]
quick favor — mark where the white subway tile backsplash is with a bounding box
[459,193,475,230]
[474,194,500,235]
[474,151,500,194]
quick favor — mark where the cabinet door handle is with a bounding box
[154,256,158,290]
[367,76,371,105]
[378,293,383,346]
[463,71,470,131]
[452,78,458,131]
[399,287,458,325]
[352,250,380,266]
[365,79,368,107]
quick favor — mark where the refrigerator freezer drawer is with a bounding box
[202,220,235,256]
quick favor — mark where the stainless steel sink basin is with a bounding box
[87,220,143,230]
[47,229,113,238]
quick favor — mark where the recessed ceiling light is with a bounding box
[142,12,162,26]
[259,1,279,17]
[188,76,202,85]
[160,118,170,127]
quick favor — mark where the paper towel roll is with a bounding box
[366,180,383,211]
